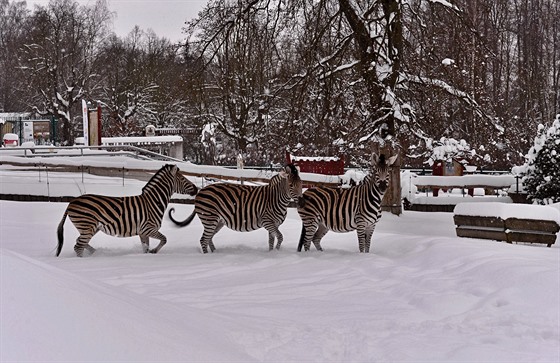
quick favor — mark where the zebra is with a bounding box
[297,153,398,253]
[168,164,302,253]
[56,164,198,257]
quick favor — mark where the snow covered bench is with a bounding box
[413,174,516,196]
[453,202,560,247]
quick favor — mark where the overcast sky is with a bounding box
[25,0,208,42]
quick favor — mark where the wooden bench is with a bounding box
[413,175,517,196]
[453,203,559,248]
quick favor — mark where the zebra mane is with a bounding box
[286,163,300,177]
[269,173,284,184]
[362,172,374,184]
[270,163,301,184]
[142,164,174,193]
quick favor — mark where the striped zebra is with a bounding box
[297,153,398,253]
[56,164,198,257]
[168,164,302,253]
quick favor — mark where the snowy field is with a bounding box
[1,169,560,362]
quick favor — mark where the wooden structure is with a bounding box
[454,214,559,247]
[431,158,468,196]
[285,152,344,175]
[379,144,402,215]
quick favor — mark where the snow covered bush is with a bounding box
[515,114,560,204]
[424,137,474,166]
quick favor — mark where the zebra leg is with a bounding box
[357,229,367,253]
[74,236,92,257]
[208,221,224,253]
[200,219,223,253]
[264,222,283,250]
[147,231,167,254]
[269,227,283,250]
[311,224,328,251]
[363,225,375,253]
[302,221,318,251]
[140,235,150,253]
[73,228,97,257]
[275,229,284,250]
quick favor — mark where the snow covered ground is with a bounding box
[1,168,559,362]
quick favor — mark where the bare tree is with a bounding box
[0,0,28,111]
[185,0,289,164]
[97,29,159,136]
[19,0,111,143]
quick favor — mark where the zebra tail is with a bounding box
[56,210,68,257]
[297,224,306,252]
[168,207,196,227]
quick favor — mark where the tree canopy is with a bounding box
[1,0,558,169]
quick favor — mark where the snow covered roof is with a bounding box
[2,133,19,141]
[0,112,31,119]
[101,136,183,144]
[290,156,340,162]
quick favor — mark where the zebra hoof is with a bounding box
[148,249,158,254]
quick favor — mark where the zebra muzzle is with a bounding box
[378,180,388,192]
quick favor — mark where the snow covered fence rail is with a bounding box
[453,202,560,247]
[0,154,340,190]
[413,174,517,192]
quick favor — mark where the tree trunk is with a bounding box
[380,144,402,215]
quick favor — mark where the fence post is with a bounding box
[380,144,402,215]
[45,165,50,199]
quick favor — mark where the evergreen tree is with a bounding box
[521,114,560,204]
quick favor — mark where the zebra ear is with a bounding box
[371,153,378,166]
[387,155,398,166]
[285,164,299,175]
[279,169,288,178]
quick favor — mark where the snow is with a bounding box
[455,202,560,223]
[442,58,455,66]
[0,153,341,185]
[429,0,460,11]
[413,195,513,205]
[413,174,516,188]
[290,155,341,162]
[102,135,183,144]
[1,168,559,362]
[2,133,18,141]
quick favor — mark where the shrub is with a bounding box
[519,114,560,204]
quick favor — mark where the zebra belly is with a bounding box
[330,226,356,233]
[319,213,357,232]
[97,222,138,237]
[224,218,262,232]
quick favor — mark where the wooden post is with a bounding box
[380,144,402,215]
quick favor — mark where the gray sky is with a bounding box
[25,0,208,42]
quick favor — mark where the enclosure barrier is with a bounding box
[453,203,559,248]
[0,146,341,203]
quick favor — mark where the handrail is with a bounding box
[0,146,342,187]
[0,144,183,162]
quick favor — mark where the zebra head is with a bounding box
[370,153,398,192]
[170,165,198,196]
[280,163,303,202]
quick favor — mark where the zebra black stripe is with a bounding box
[169,164,302,253]
[56,164,198,257]
[297,153,397,253]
